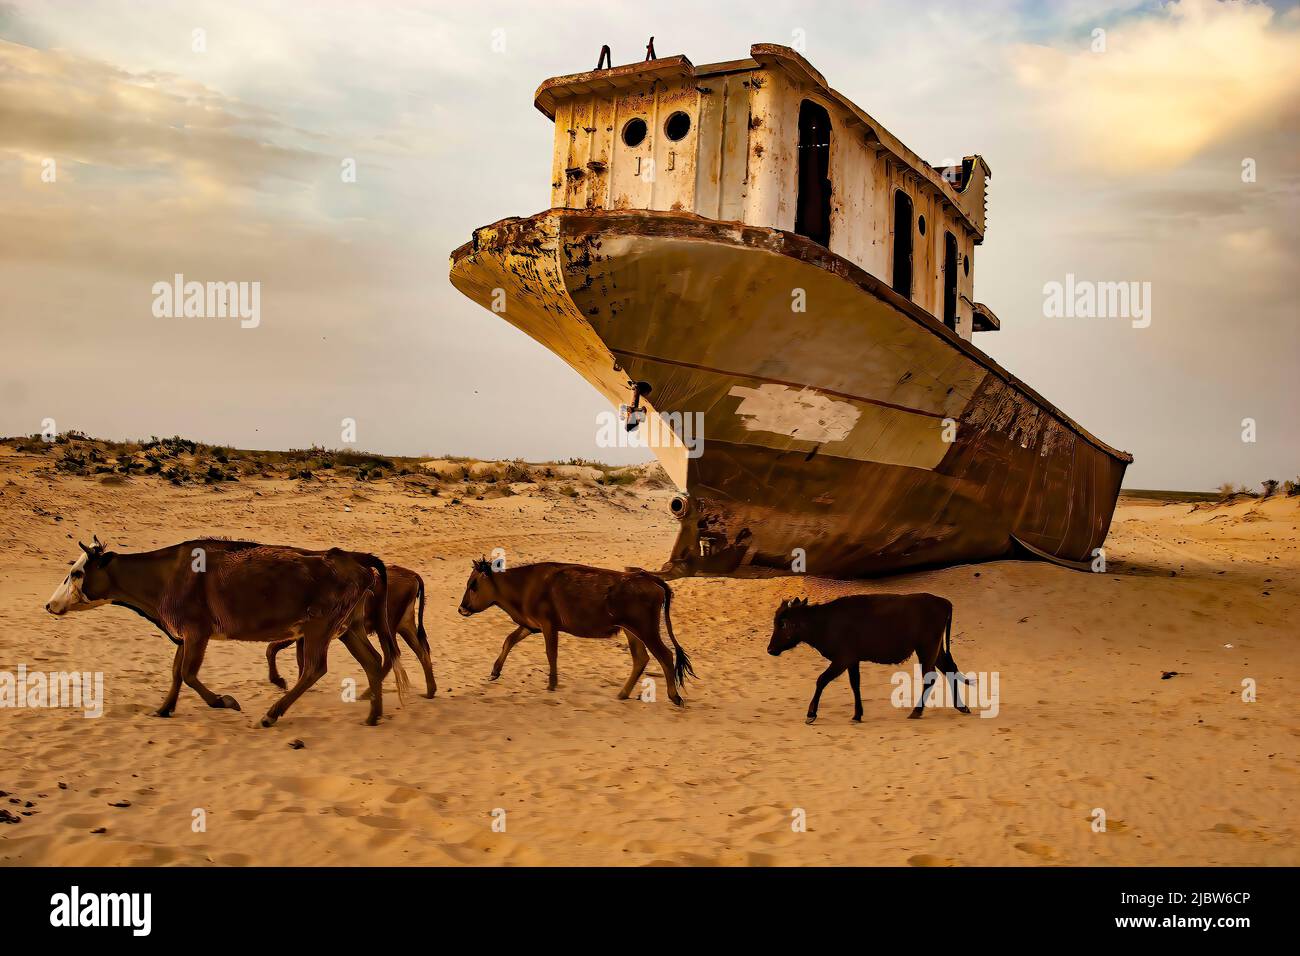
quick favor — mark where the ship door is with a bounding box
[943,230,958,331]
[892,190,913,299]
[795,100,832,247]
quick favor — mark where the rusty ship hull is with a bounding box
[450,207,1131,577]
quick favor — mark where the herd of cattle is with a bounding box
[45,538,971,726]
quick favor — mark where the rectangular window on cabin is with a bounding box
[892,190,913,299]
[943,231,958,331]
[795,100,832,247]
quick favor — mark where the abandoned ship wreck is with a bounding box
[450,43,1132,577]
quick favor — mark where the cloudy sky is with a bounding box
[1,0,1296,490]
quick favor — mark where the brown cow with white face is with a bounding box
[47,537,408,726]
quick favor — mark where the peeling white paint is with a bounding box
[728,384,859,443]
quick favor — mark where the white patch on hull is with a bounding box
[728,384,860,443]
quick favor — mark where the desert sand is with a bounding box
[1,439,1295,866]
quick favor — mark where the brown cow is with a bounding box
[457,558,695,705]
[265,564,436,699]
[767,594,971,723]
[46,537,408,726]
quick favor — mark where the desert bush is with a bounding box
[142,435,197,455]
[596,468,637,486]
[9,434,51,453]
[335,450,394,471]
[503,461,533,483]
[1217,482,1259,501]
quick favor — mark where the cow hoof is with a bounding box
[260,715,278,728]
[852,715,863,723]
[364,716,380,727]
[671,697,684,708]
[270,678,287,690]
[423,691,437,700]
[214,695,240,711]
[153,708,172,718]
[805,715,817,725]
[907,709,924,719]
[956,705,972,715]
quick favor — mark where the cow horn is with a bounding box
[78,540,92,555]
[92,534,104,549]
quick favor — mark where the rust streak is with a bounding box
[608,347,948,420]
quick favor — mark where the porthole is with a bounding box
[622,118,648,148]
[664,111,691,141]
[918,215,927,236]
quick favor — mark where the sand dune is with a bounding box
[0,442,1295,866]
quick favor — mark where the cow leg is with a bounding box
[490,625,531,680]
[266,638,294,689]
[631,623,683,706]
[937,666,968,713]
[340,625,385,725]
[848,661,864,722]
[950,673,970,713]
[260,627,330,727]
[617,633,650,700]
[909,644,942,719]
[179,634,241,711]
[543,626,560,691]
[155,642,184,717]
[908,671,935,718]
[940,649,972,714]
[402,616,437,699]
[806,661,848,724]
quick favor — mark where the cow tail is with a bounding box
[945,606,953,655]
[363,556,409,706]
[655,577,696,688]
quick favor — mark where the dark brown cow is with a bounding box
[457,559,695,705]
[767,594,971,723]
[265,564,436,699]
[46,537,408,726]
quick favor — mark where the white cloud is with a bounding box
[1010,0,1300,171]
